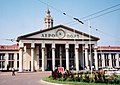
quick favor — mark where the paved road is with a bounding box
[0,71,52,85]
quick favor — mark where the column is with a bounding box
[75,48,79,71]
[109,54,112,68]
[31,48,34,71]
[5,53,9,70]
[41,48,45,71]
[115,53,119,68]
[14,53,18,70]
[94,46,98,70]
[52,43,55,71]
[85,44,89,69]
[41,43,45,71]
[66,43,69,70]
[31,43,35,71]
[19,48,23,72]
[102,53,105,68]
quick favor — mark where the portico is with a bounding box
[17,26,99,72]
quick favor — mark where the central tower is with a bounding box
[44,9,53,29]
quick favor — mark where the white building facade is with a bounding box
[0,44,19,71]
[0,10,120,72]
[97,46,120,69]
[17,25,99,72]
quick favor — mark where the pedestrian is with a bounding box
[12,68,15,76]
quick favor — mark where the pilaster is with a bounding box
[102,53,105,68]
[5,53,9,70]
[116,53,119,68]
[14,53,18,70]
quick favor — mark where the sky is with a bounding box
[0,0,120,46]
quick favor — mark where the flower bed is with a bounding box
[50,69,120,84]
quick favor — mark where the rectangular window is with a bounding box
[17,53,19,60]
[98,54,102,67]
[0,53,5,60]
[9,53,14,60]
[111,54,116,59]
[0,61,5,69]
[17,61,19,68]
[111,54,116,67]
[104,54,109,66]
[104,54,109,59]
[8,61,14,68]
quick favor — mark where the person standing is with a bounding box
[12,68,15,76]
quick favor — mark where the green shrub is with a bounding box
[84,74,90,82]
[57,77,66,81]
[114,75,120,84]
[48,75,53,80]
[66,78,73,81]
[74,77,81,82]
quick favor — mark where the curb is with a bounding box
[40,79,67,85]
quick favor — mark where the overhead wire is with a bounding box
[64,3,120,25]
[37,0,84,24]
[83,8,120,21]
[1,0,119,45]
[37,0,120,44]
[0,38,16,42]
[81,4,120,20]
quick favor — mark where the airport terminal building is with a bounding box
[0,10,120,72]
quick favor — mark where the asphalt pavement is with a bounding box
[0,71,52,85]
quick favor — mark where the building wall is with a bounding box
[0,45,120,71]
[0,51,19,71]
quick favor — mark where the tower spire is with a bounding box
[44,9,53,29]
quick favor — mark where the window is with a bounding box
[104,54,109,59]
[0,61,5,69]
[9,53,14,60]
[0,54,5,60]
[104,54,109,66]
[111,54,116,67]
[8,61,14,68]
[98,54,102,67]
[111,54,116,59]
[17,53,19,60]
[17,61,19,68]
